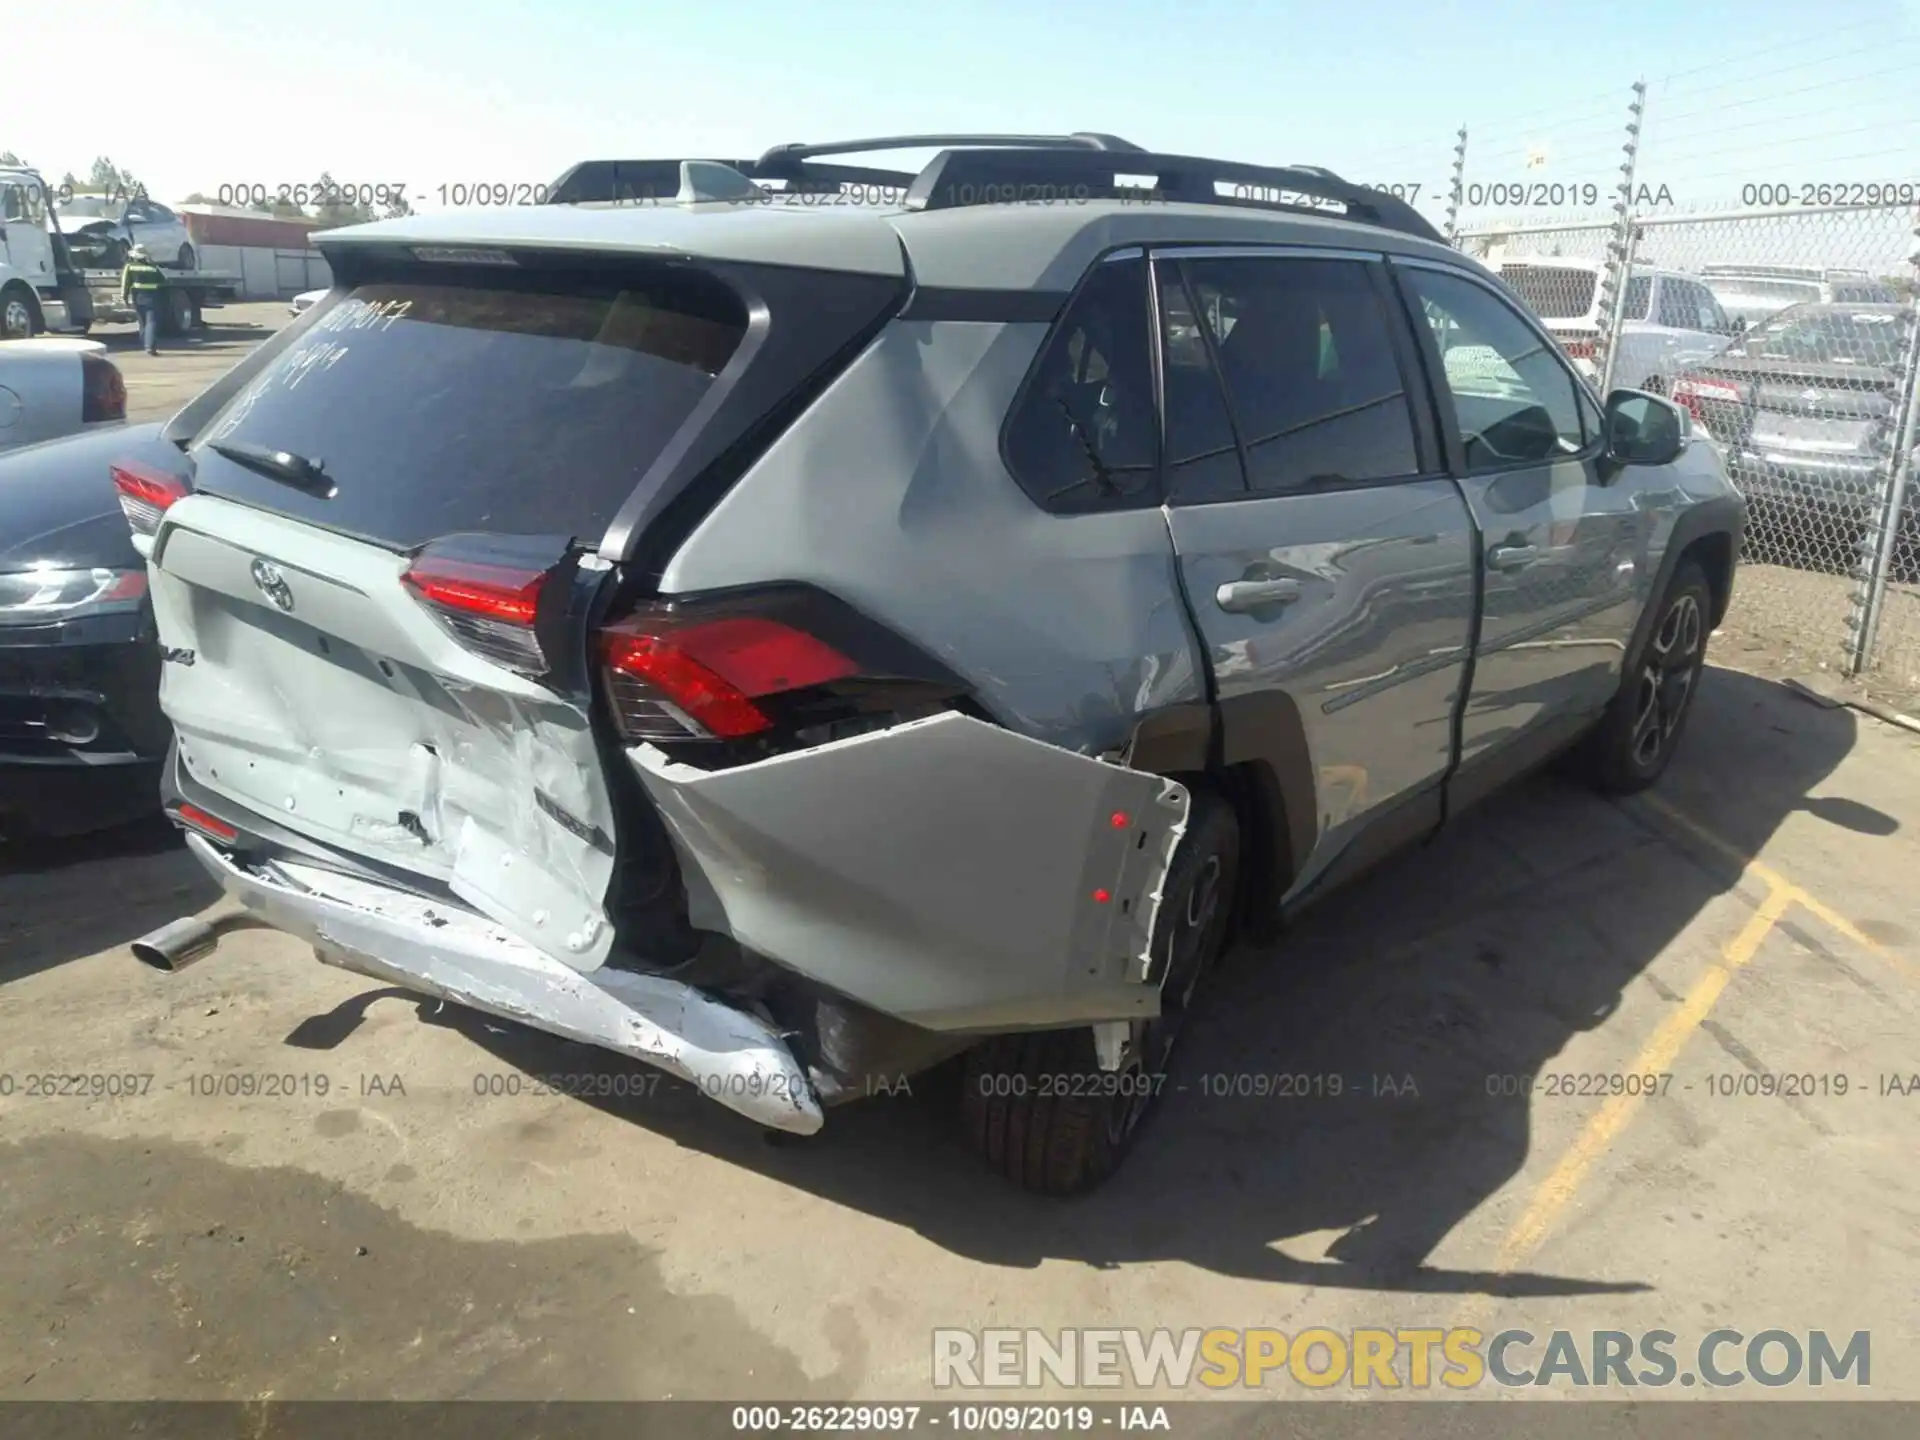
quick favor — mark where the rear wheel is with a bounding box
[961,789,1239,1195]
[177,244,196,271]
[1579,559,1711,794]
[163,288,194,337]
[1,285,41,340]
[1640,375,1665,396]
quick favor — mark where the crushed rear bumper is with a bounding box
[175,831,824,1134]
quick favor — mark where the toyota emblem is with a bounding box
[250,558,295,612]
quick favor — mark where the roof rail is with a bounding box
[544,136,1443,243]
[754,133,1147,168]
[905,148,1441,241]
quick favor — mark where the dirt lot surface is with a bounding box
[3,318,1919,1409]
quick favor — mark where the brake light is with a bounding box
[599,613,859,741]
[1559,334,1598,361]
[110,461,189,536]
[82,354,126,423]
[401,554,548,672]
[1670,375,1746,424]
[172,802,238,844]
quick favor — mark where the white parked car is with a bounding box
[1496,259,1742,394]
[289,288,327,317]
[0,339,126,453]
[53,194,196,271]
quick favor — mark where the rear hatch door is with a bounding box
[147,263,755,968]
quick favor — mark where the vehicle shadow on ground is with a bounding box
[0,815,218,986]
[301,666,1881,1298]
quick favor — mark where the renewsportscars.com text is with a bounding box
[931,1327,1870,1390]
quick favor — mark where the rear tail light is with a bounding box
[599,611,859,741]
[1670,375,1746,425]
[1559,333,1598,361]
[401,553,549,673]
[110,460,189,536]
[82,355,127,423]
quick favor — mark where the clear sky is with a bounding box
[6,0,1917,224]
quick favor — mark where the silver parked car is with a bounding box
[122,135,1746,1193]
[53,194,196,271]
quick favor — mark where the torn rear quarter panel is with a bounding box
[628,711,1190,1032]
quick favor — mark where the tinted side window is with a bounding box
[1622,275,1652,321]
[1406,267,1587,472]
[1003,256,1159,513]
[1181,257,1418,493]
[1154,261,1245,502]
[1655,278,1696,328]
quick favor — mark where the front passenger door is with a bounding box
[1158,250,1479,899]
[1396,263,1652,795]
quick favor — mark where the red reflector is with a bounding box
[1092,888,1112,904]
[173,802,238,844]
[1110,811,1130,829]
[1561,337,1597,360]
[401,556,545,625]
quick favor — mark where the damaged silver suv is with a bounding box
[119,134,1745,1194]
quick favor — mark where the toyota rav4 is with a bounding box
[119,134,1745,1194]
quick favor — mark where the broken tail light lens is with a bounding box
[401,553,549,673]
[599,613,859,741]
[110,461,190,537]
[82,354,127,423]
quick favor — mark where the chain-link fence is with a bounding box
[1437,92,1920,705]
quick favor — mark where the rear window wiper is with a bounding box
[206,440,336,499]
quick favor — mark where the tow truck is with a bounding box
[0,167,242,340]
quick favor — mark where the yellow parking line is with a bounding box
[1463,795,1915,1301]
[1641,793,1915,979]
[1491,882,1793,1273]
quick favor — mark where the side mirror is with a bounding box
[1603,389,1688,469]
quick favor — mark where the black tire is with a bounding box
[1640,375,1665,396]
[177,244,196,271]
[960,789,1240,1195]
[0,284,42,340]
[1579,559,1712,794]
[163,288,194,337]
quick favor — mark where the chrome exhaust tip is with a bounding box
[131,916,222,972]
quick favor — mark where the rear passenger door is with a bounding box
[1156,248,1478,899]
[1393,261,1652,797]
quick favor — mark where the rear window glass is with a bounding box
[1498,265,1598,319]
[191,271,749,549]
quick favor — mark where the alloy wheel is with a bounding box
[1630,591,1703,769]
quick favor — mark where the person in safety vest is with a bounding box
[118,244,168,355]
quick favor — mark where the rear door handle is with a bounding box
[1486,543,1540,572]
[1215,578,1302,613]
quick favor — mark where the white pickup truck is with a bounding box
[0,338,127,453]
[1,167,242,340]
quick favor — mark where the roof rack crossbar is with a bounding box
[754,133,1146,168]
[905,148,1443,242]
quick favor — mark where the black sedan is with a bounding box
[1670,303,1917,576]
[0,423,178,839]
